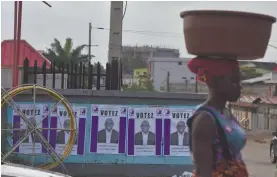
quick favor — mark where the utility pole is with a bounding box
[108,1,123,63]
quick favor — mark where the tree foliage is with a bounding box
[122,76,155,92]
[42,38,90,68]
[240,66,263,80]
[121,57,147,74]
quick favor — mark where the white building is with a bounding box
[148,57,197,92]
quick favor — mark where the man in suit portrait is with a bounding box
[13,121,29,143]
[27,117,42,143]
[97,118,119,144]
[56,119,77,144]
[170,120,189,146]
[135,120,156,145]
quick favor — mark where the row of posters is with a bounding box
[11,104,194,156]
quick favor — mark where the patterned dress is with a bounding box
[188,105,249,177]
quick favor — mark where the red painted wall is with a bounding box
[1,40,51,68]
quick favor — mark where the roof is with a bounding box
[239,95,277,104]
[239,61,277,71]
[1,40,51,68]
[241,72,273,84]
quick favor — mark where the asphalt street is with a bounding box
[243,141,275,177]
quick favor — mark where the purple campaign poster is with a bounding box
[12,104,49,154]
[49,105,87,155]
[127,107,163,156]
[90,104,127,154]
[163,107,193,156]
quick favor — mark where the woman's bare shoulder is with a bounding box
[192,111,216,135]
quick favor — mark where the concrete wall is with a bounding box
[4,89,208,177]
[1,68,23,88]
[148,57,195,92]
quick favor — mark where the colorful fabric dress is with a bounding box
[188,105,249,177]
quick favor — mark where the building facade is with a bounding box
[121,45,180,59]
[148,57,198,92]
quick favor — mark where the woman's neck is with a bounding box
[204,93,226,113]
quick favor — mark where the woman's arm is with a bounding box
[191,112,216,177]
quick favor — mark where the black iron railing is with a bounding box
[22,58,122,90]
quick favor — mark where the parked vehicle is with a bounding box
[270,131,277,163]
[1,162,71,177]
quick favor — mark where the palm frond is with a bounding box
[70,44,87,60]
[51,38,66,60]
[63,38,73,57]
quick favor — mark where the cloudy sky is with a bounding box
[1,1,277,64]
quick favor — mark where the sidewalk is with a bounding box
[246,129,273,144]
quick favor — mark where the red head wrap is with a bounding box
[187,57,239,83]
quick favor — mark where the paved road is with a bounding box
[243,141,275,177]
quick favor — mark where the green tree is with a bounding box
[43,38,90,68]
[123,76,155,92]
[122,57,147,74]
[240,66,263,80]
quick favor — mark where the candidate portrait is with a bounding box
[135,120,156,145]
[13,117,42,144]
[170,120,189,146]
[56,119,77,144]
[97,118,119,144]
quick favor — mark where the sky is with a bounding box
[1,1,277,65]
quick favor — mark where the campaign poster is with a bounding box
[49,105,87,155]
[163,107,193,156]
[90,104,127,154]
[12,104,49,154]
[127,107,163,156]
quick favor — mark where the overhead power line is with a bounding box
[92,26,277,48]
[91,26,182,37]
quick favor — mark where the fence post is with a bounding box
[52,61,56,88]
[105,62,111,90]
[88,63,93,89]
[22,58,29,84]
[111,59,119,90]
[82,64,86,89]
[61,62,65,89]
[78,62,82,89]
[66,64,70,89]
[74,63,78,89]
[120,60,123,89]
[42,61,46,86]
[33,60,37,84]
[96,62,101,90]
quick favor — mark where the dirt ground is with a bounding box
[244,131,276,177]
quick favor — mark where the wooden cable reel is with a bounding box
[1,85,77,171]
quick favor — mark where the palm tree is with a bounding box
[43,38,92,68]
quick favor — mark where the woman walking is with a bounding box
[187,57,248,177]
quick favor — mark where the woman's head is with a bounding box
[187,57,241,102]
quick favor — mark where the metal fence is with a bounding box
[251,113,277,131]
[22,58,122,90]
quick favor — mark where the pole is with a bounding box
[12,1,18,88]
[15,1,22,87]
[185,80,188,92]
[88,22,92,62]
[166,71,170,92]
